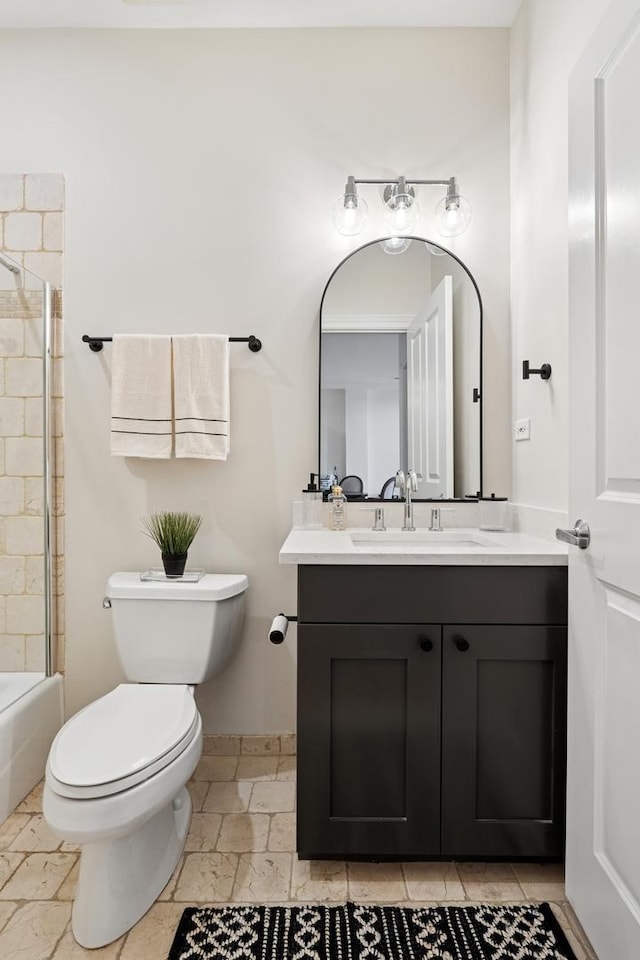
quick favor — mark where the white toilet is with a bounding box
[43,571,248,948]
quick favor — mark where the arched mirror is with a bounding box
[319,237,482,500]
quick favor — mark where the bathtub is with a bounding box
[0,672,63,824]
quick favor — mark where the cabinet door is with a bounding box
[297,623,441,859]
[441,625,567,858]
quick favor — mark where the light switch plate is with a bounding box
[514,418,531,441]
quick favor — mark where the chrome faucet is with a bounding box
[396,468,418,531]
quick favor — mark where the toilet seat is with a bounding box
[47,684,199,800]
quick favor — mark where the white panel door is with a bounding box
[406,276,453,498]
[568,2,640,957]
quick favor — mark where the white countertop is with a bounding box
[279,526,568,566]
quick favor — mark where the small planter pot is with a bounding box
[162,552,188,578]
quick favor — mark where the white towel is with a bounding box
[172,334,230,460]
[110,335,173,458]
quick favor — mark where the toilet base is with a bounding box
[72,786,192,948]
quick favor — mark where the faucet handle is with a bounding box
[373,508,386,531]
[395,469,406,493]
[429,506,455,530]
[357,507,387,531]
[407,469,418,491]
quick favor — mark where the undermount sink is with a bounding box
[349,529,497,548]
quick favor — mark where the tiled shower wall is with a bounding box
[0,174,64,674]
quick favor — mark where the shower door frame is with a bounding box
[0,252,56,677]
[43,279,54,676]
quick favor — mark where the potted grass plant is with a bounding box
[142,511,202,578]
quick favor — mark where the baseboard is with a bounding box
[202,734,296,757]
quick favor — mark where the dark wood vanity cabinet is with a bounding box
[297,623,442,859]
[440,623,567,858]
[296,564,567,861]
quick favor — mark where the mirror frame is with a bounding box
[318,236,484,500]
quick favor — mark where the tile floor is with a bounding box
[0,740,598,960]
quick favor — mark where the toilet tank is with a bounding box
[106,573,248,683]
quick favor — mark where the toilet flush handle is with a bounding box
[102,597,112,609]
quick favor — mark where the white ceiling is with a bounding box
[0,0,523,30]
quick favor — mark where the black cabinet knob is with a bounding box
[454,636,470,652]
[418,636,434,653]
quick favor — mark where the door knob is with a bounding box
[418,636,433,653]
[454,636,470,652]
[555,519,590,549]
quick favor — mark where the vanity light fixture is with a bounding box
[333,175,471,239]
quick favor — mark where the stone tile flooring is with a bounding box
[0,750,598,959]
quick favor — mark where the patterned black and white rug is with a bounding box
[167,901,577,960]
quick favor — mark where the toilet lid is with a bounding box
[107,572,248,601]
[48,684,198,795]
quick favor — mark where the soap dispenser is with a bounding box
[301,473,323,529]
[328,485,347,531]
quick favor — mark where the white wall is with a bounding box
[323,239,433,315]
[321,333,401,492]
[510,0,612,514]
[0,27,510,732]
[367,386,401,495]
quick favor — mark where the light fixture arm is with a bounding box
[445,177,461,204]
[343,175,358,199]
[347,176,456,189]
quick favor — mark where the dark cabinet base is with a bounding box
[297,624,442,859]
[441,624,567,859]
[296,565,568,861]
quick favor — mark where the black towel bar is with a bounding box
[82,334,262,353]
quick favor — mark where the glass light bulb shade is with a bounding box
[384,193,420,235]
[380,237,412,255]
[332,194,368,236]
[435,193,472,237]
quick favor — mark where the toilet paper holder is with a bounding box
[269,613,297,644]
